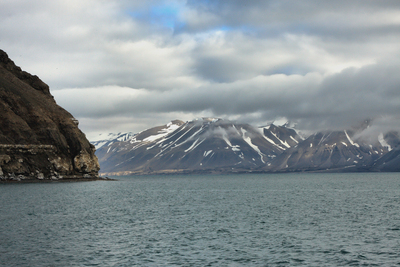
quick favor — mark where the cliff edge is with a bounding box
[0,50,100,181]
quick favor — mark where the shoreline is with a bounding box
[0,176,116,183]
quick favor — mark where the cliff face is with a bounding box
[0,50,99,181]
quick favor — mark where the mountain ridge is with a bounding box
[93,118,398,176]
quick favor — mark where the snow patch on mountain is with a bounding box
[344,130,360,148]
[184,138,205,153]
[240,128,265,163]
[143,123,181,142]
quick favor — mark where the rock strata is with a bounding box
[0,49,100,181]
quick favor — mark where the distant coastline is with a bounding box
[98,166,384,177]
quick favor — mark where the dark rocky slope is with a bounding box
[0,49,99,181]
[370,131,400,172]
[270,130,388,172]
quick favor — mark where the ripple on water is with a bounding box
[0,173,400,266]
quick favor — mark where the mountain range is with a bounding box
[92,118,400,175]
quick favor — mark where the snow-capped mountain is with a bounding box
[94,118,302,174]
[271,130,389,172]
[91,132,135,150]
[92,118,400,175]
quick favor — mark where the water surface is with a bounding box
[1,173,400,266]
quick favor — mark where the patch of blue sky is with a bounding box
[217,25,232,31]
[149,5,176,27]
[151,4,179,17]
[126,3,185,30]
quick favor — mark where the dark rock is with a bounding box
[0,49,99,180]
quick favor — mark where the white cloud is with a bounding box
[2,0,400,138]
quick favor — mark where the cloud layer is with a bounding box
[1,0,400,139]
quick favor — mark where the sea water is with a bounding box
[0,173,400,266]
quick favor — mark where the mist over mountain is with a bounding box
[92,118,399,175]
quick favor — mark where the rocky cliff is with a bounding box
[0,49,99,181]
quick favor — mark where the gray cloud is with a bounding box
[1,0,400,139]
[183,0,400,35]
[53,59,400,138]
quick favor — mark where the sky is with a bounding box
[1,0,400,140]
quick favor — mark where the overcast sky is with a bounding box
[1,0,400,140]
